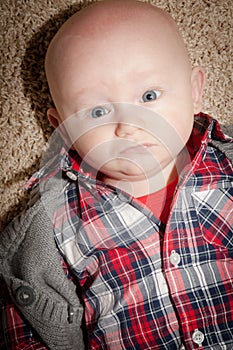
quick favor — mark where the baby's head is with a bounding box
[45,0,205,195]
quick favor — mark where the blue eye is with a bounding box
[91,106,109,118]
[142,90,160,102]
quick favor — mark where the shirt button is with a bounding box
[170,250,181,266]
[15,286,36,306]
[66,171,78,181]
[192,329,205,345]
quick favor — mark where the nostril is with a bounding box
[115,122,138,137]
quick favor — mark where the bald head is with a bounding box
[46,0,182,41]
[45,0,205,190]
[45,0,191,114]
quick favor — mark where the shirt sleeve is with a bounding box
[0,279,48,350]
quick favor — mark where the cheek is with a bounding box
[157,95,194,146]
[73,137,90,157]
[73,133,99,158]
[173,111,194,144]
[73,127,113,161]
[170,114,194,153]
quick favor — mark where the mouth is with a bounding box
[119,143,156,155]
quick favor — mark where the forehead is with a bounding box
[48,29,183,104]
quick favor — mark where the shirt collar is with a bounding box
[24,146,99,190]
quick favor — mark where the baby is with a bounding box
[0,0,233,349]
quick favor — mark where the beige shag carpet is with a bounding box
[0,0,232,230]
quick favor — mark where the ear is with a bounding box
[47,108,61,129]
[47,108,74,148]
[191,66,205,114]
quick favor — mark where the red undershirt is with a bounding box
[137,177,178,224]
[136,141,196,225]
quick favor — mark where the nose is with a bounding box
[115,122,140,138]
[113,103,146,138]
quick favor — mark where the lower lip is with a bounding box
[120,145,155,155]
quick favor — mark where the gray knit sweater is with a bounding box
[0,175,85,350]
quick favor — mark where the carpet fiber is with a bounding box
[0,0,232,230]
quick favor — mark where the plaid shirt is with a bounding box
[1,113,233,349]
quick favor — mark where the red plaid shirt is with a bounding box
[1,113,233,349]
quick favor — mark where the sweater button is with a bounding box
[16,286,35,306]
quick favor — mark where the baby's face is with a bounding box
[46,1,204,191]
